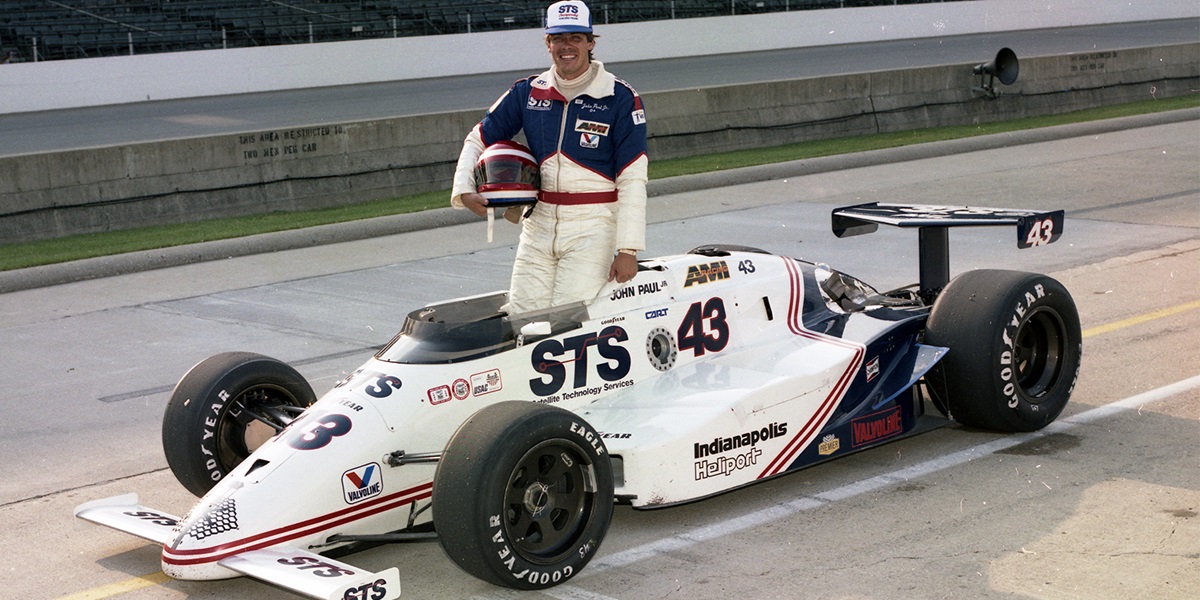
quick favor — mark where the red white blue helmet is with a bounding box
[474,140,540,205]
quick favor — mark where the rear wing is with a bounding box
[831,203,1064,300]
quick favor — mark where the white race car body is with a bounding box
[77,203,1072,598]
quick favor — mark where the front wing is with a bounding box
[75,494,400,600]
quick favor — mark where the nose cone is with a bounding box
[159,401,415,580]
[162,494,246,580]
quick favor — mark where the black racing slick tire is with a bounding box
[162,352,315,497]
[924,270,1081,432]
[433,401,614,590]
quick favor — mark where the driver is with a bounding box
[450,0,649,314]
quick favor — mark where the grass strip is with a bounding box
[2,95,1196,272]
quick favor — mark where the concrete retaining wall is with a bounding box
[1,42,1196,243]
[647,43,1199,159]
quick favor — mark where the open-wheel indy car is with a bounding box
[76,203,1081,599]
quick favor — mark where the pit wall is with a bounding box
[3,41,1195,244]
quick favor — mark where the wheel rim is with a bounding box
[215,383,307,473]
[503,439,598,565]
[1013,307,1066,402]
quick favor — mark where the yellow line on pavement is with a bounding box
[1082,299,1200,338]
[55,571,172,600]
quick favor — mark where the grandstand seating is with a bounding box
[0,1,962,64]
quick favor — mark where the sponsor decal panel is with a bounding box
[452,378,470,400]
[427,385,451,405]
[275,555,355,578]
[866,356,880,382]
[851,406,903,447]
[342,463,384,505]
[818,434,841,456]
[122,510,178,528]
[684,261,730,287]
[471,369,503,396]
[694,422,788,480]
[339,577,391,599]
[530,326,630,397]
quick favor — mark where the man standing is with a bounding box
[451,0,649,314]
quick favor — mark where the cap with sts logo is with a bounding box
[545,1,592,34]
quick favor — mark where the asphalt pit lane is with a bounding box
[996,433,1081,456]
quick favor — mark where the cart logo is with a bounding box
[684,261,730,287]
[818,434,841,456]
[472,369,503,396]
[851,406,902,447]
[342,463,384,505]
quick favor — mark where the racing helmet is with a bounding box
[474,140,540,207]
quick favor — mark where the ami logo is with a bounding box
[684,261,730,287]
[342,463,384,505]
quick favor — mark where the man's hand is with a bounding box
[609,252,638,284]
[460,192,489,217]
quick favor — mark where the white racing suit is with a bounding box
[452,61,649,314]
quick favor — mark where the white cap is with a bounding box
[545,1,592,34]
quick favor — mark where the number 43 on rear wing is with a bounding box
[830,202,1065,300]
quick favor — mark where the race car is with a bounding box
[76,202,1081,599]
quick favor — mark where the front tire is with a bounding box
[162,352,315,497]
[924,270,1081,432]
[433,401,613,590]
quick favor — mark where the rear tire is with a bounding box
[924,270,1081,432]
[162,352,315,497]
[433,401,613,589]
